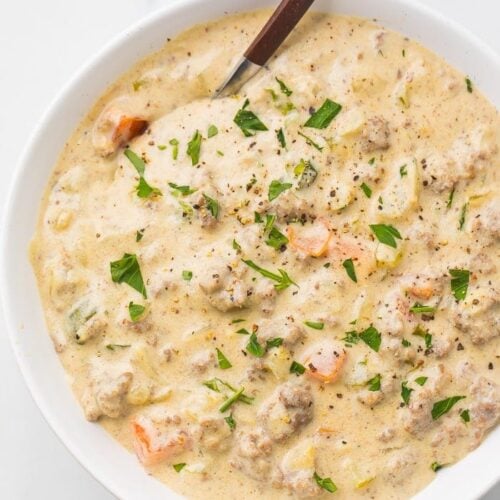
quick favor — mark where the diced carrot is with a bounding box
[287,218,331,257]
[112,115,148,148]
[407,284,434,300]
[132,418,189,466]
[303,340,346,383]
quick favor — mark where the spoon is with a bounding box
[214,0,315,97]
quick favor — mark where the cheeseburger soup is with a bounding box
[30,9,499,499]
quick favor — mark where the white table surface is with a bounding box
[0,1,498,499]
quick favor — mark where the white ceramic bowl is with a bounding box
[2,0,499,499]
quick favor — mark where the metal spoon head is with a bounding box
[213,57,261,98]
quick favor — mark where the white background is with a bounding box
[0,1,498,499]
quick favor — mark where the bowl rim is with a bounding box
[1,0,499,499]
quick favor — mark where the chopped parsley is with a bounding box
[266,337,284,349]
[265,226,289,250]
[313,472,337,493]
[342,258,357,283]
[304,98,342,129]
[342,331,360,346]
[402,338,412,347]
[399,164,408,177]
[401,381,413,405]
[157,144,167,151]
[232,239,242,253]
[233,99,268,137]
[460,409,470,423]
[219,387,253,413]
[135,229,144,242]
[224,414,236,430]
[290,360,306,375]
[369,224,402,249]
[216,348,232,369]
[447,187,455,208]
[276,77,293,96]
[304,321,324,330]
[186,130,202,165]
[106,344,131,351]
[413,325,433,349]
[124,149,162,199]
[168,182,197,196]
[207,124,218,138]
[236,328,250,335]
[465,77,473,93]
[415,376,428,386]
[449,268,470,301]
[203,194,219,218]
[360,182,372,198]
[431,462,444,472]
[246,332,265,357]
[169,138,179,159]
[297,130,323,151]
[268,180,293,201]
[367,374,381,391]
[409,302,436,314]
[458,202,468,230]
[276,128,286,148]
[173,463,186,473]
[110,253,147,298]
[359,325,381,352]
[368,157,375,165]
[182,270,193,281]
[128,302,145,322]
[431,396,466,420]
[242,259,297,291]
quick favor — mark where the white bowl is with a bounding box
[2,0,499,499]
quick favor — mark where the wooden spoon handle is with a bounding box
[244,0,315,66]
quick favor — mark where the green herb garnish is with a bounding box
[186,130,202,165]
[124,149,162,199]
[233,99,268,137]
[342,258,357,283]
[268,180,293,201]
[276,77,293,96]
[106,344,131,351]
[243,259,297,291]
[128,302,145,322]
[431,396,466,420]
[450,269,470,301]
[219,387,252,413]
[431,462,444,472]
[216,348,232,369]
[304,321,324,330]
[409,303,436,314]
[266,337,284,349]
[447,187,455,208]
[399,164,408,177]
[207,124,218,138]
[173,463,186,473]
[290,361,306,375]
[343,331,360,346]
[265,226,289,250]
[360,183,372,198]
[367,374,381,391]
[465,77,473,93]
[168,182,197,196]
[232,239,242,253]
[415,376,428,386]
[182,270,193,281]
[297,130,323,151]
[460,409,470,423]
[313,472,337,493]
[458,203,468,230]
[359,326,381,352]
[369,224,402,249]
[401,381,413,405]
[276,128,286,148]
[136,229,144,242]
[246,332,265,357]
[304,99,342,129]
[203,194,219,218]
[110,253,147,298]
[224,414,236,430]
[169,138,179,159]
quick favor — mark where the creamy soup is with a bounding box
[30,9,499,499]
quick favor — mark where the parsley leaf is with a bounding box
[431,462,444,472]
[360,182,372,198]
[342,258,357,283]
[236,328,250,335]
[232,239,242,253]
[313,472,337,493]
[266,337,284,349]
[173,463,186,473]
[401,381,413,405]
[399,164,408,177]
[186,130,202,165]
[465,77,473,93]
[415,376,428,386]
[216,348,232,369]
[409,303,436,314]
[169,138,179,159]
[110,253,147,298]
[207,124,218,138]
[233,99,268,137]
[367,374,381,391]
[276,77,293,96]
[224,414,236,430]
[359,326,381,352]
[168,182,197,196]
[124,149,162,199]
[106,344,131,351]
[276,128,286,148]
[342,331,360,346]
[219,387,253,413]
[449,269,470,301]
[182,270,193,281]
[135,229,144,242]
[203,194,219,218]
[297,130,323,151]
[290,361,306,375]
[128,302,145,322]
[458,202,468,230]
[460,409,470,423]
[242,259,297,291]
[246,332,265,357]
[304,99,342,129]
[369,224,402,248]
[447,187,455,208]
[268,180,293,201]
[265,226,289,250]
[304,321,324,330]
[431,396,466,420]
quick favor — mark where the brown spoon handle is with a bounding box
[244,0,316,66]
